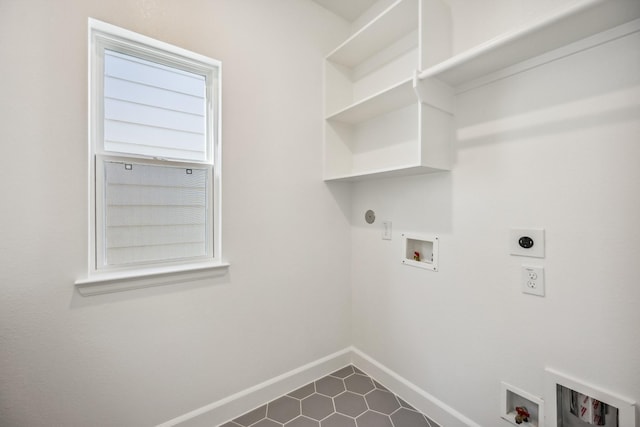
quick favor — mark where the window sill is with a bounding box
[75,261,230,296]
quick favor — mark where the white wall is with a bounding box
[445,0,578,54]
[0,1,352,426]
[350,5,640,427]
[2,2,639,427]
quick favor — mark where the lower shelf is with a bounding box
[323,102,451,182]
[323,164,446,182]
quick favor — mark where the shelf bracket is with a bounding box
[413,70,455,114]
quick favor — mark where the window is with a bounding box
[84,19,223,285]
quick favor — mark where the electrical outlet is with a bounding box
[522,266,544,296]
[510,228,545,258]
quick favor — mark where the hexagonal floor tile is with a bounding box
[397,397,415,410]
[285,415,320,427]
[253,419,281,427]
[356,411,393,427]
[334,391,367,417]
[232,405,267,426]
[390,408,432,427]
[301,393,334,421]
[289,383,316,400]
[320,413,356,427]
[226,366,440,427]
[344,374,374,395]
[267,395,300,424]
[330,366,355,379]
[372,380,388,391]
[365,389,400,415]
[315,375,345,397]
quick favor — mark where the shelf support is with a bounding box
[412,70,454,114]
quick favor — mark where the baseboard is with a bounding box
[158,347,481,427]
[350,347,482,427]
[157,347,352,427]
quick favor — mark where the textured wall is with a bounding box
[0,1,352,426]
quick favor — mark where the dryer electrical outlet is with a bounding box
[510,228,545,258]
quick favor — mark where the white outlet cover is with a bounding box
[522,265,545,296]
[382,221,392,240]
[510,228,545,258]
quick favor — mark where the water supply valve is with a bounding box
[515,406,530,424]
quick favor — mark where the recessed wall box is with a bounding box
[510,228,545,258]
[545,368,636,427]
[401,233,438,271]
[500,382,544,427]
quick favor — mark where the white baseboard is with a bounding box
[157,347,352,427]
[158,347,481,427]
[350,347,482,427]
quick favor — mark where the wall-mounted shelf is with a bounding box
[419,0,640,90]
[326,0,418,69]
[323,0,640,182]
[326,78,415,124]
[323,0,452,182]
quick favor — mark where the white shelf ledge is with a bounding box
[326,0,418,68]
[326,77,415,124]
[419,0,640,88]
[324,164,447,182]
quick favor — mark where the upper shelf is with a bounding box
[419,0,640,88]
[311,0,377,22]
[326,0,418,68]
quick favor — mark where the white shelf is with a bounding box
[326,78,415,124]
[312,0,377,22]
[323,0,640,182]
[326,0,419,68]
[419,0,640,88]
[323,0,452,182]
[324,164,446,182]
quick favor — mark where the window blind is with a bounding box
[103,50,208,162]
[104,161,208,266]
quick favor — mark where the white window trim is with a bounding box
[77,18,227,294]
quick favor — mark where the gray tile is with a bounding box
[320,413,356,427]
[397,397,415,410]
[289,383,316,400]
[268,396,300,424]
[315,375,345,397]
[228,366,439,427]
[372,380,389,391]
[355,411,393,427]
[285,415,320,427]
[425,416,440,427]
[330,366,355,379]
[301,393,334,421]
[344,374,374,395]
[253,420,281,427]
[233,405,267,426]
[391,408,431,427]
[365,389,400,415]
[334,391,367,417]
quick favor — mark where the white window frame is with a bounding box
[77,19,226,294]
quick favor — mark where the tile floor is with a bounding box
[219,365,440,427]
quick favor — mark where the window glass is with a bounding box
[103,50,208,162]
[103,161,209,266]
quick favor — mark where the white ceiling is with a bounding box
[311,0,378,21]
